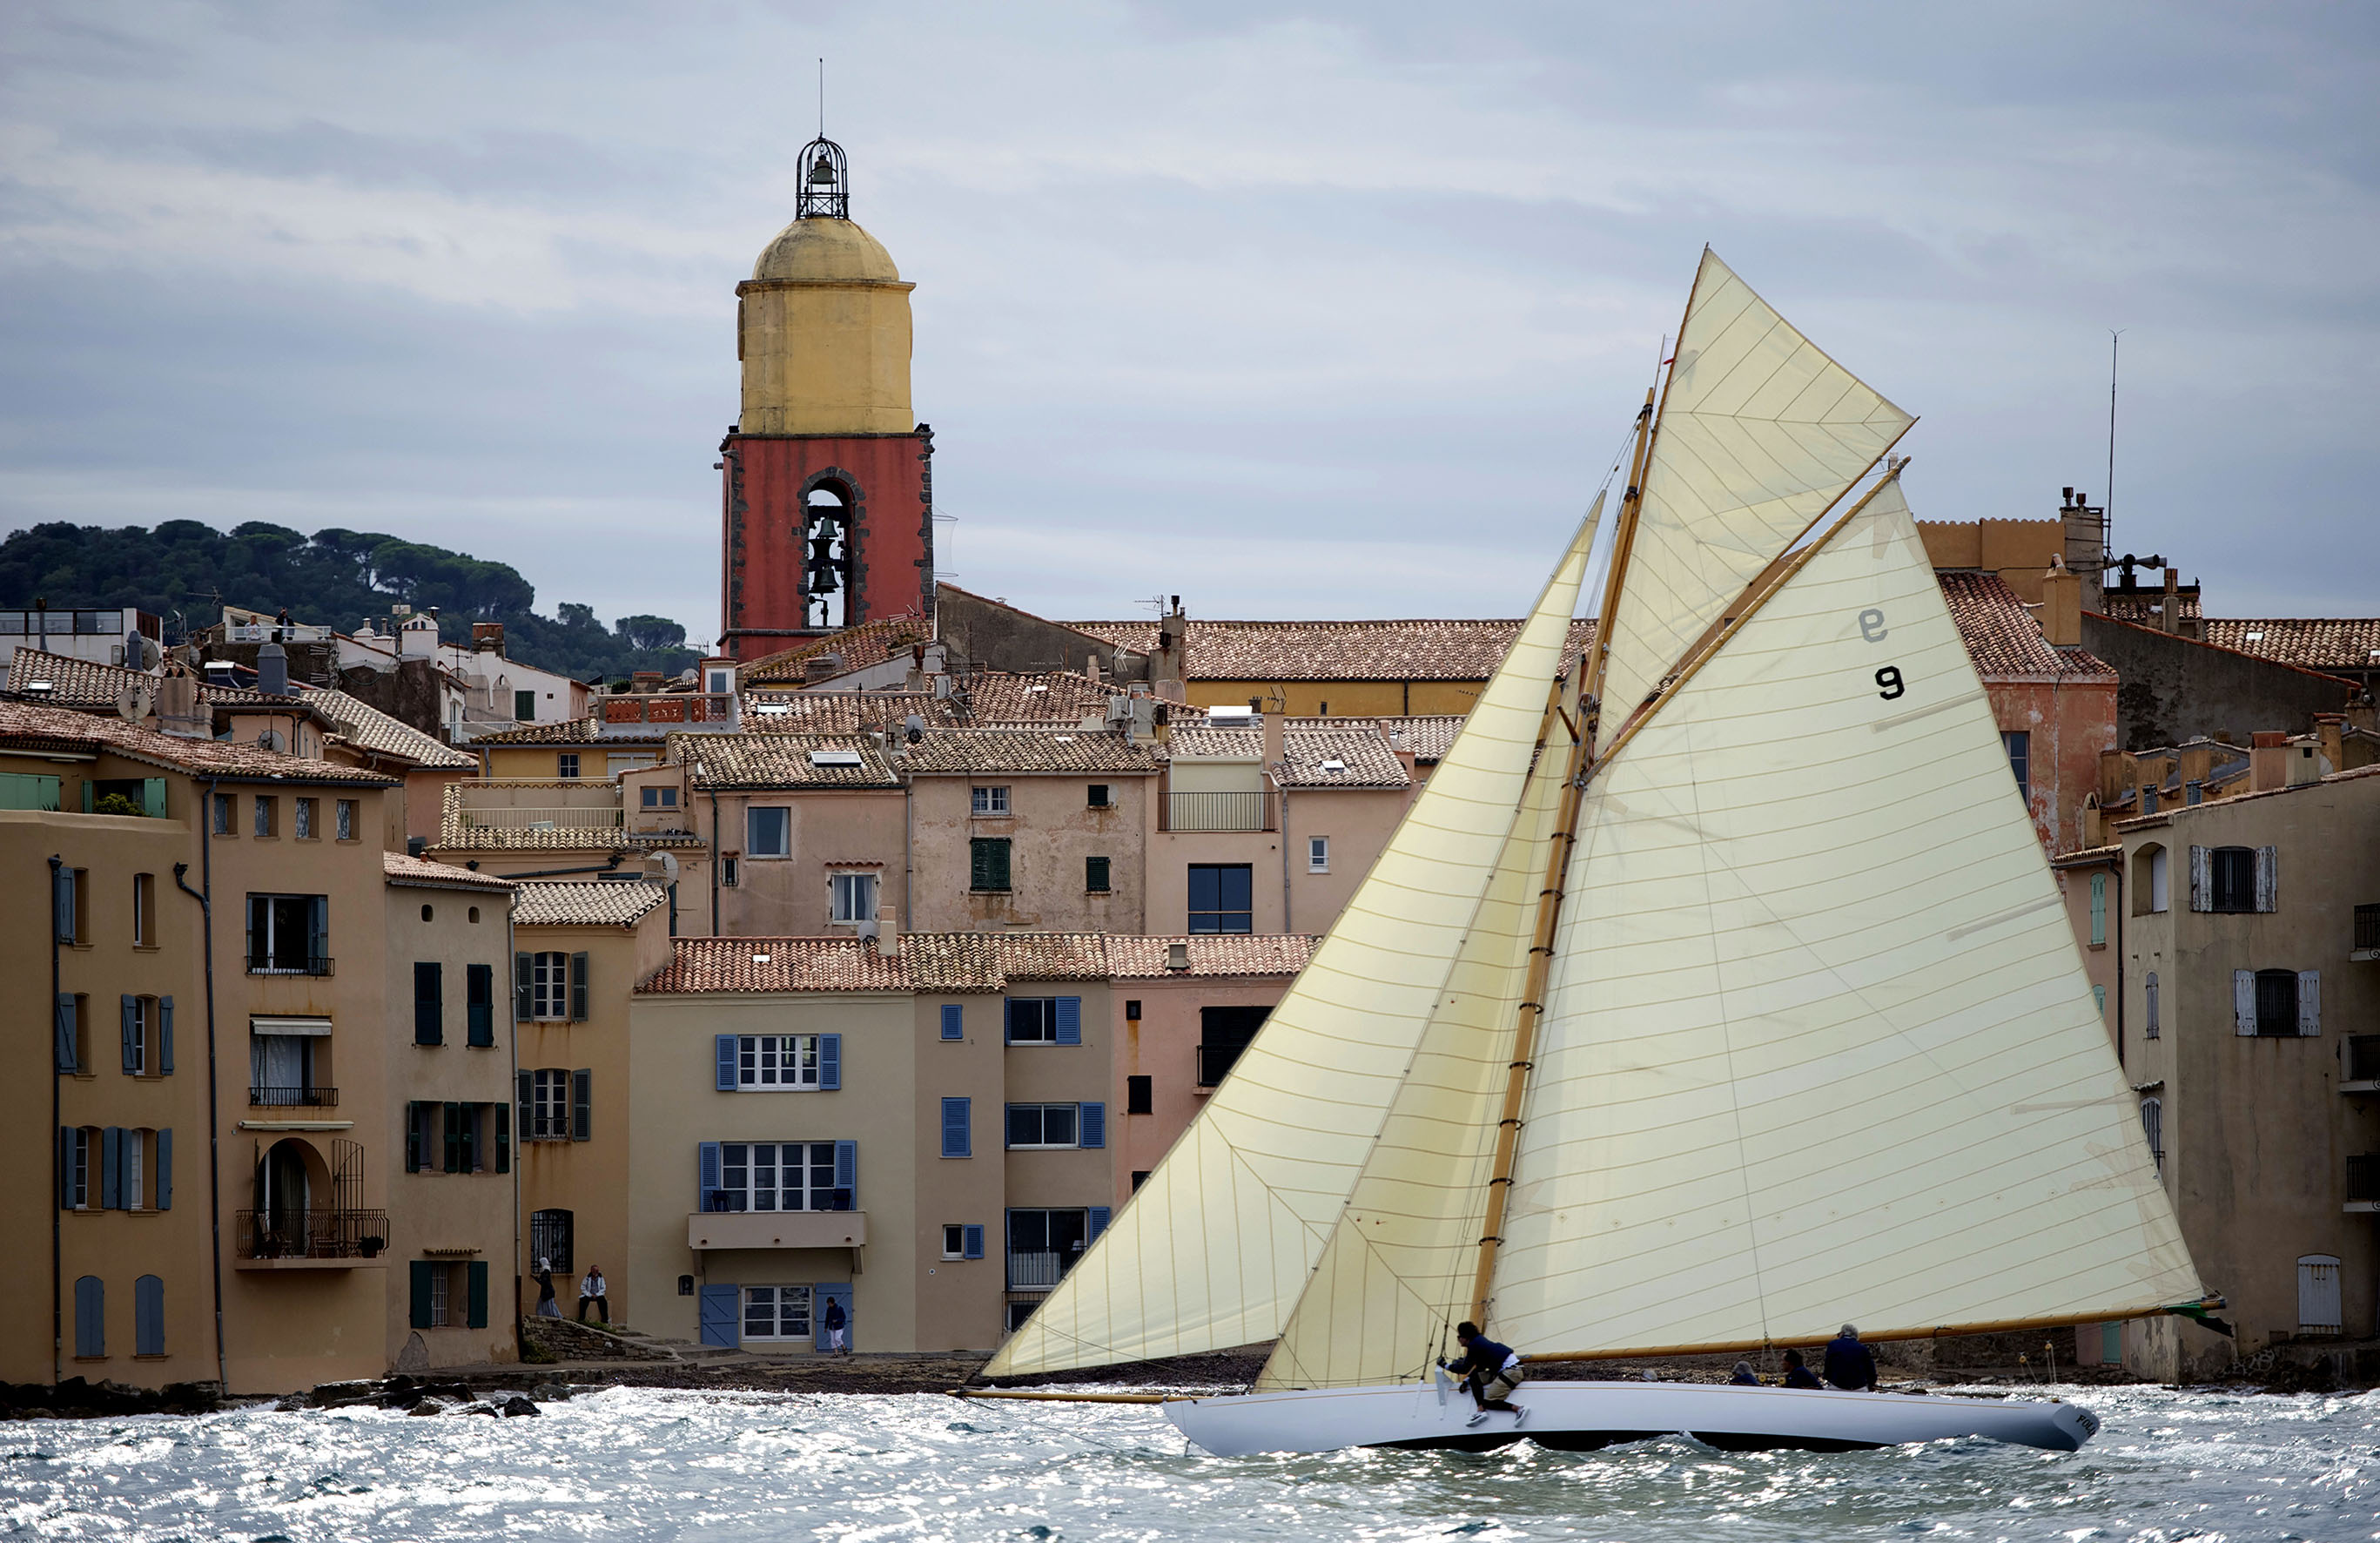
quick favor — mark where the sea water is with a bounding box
[3,1383,2374,1541]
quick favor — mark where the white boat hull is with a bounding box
[1163,1378,2098,1457]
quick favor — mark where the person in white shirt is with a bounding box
[577,1264,608,1324]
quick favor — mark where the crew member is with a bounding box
[1438,1322,1528,1427]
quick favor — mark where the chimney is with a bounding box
[2040,556,2081,649]
[473,622,507,656]
[874,903,898,959]
[2250,731,2290,792]
[2160,569,2179,635]
[2060,488,2106,615]
[632,670,664,694]
[1261,707,1285,772]
[1166,940,1189,972]
[155,671,205,738]
[1150,596,1188,691]
[1152,700,1173,745]
[2316,713,2347,771]
[257,641,290,697]
[1085,652,1103,684]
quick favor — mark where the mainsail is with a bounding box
[1594,250,1913,751]
[1491,476,2200,1358]
[983,499,1603,1378]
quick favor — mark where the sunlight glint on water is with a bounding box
[2,1384,2377,1541]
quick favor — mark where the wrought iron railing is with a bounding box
[236,1209,388,1260]
[459,805,623,830]
[248,1084,338,1108]
[246,954,333,977]
[2349,1156,2380,1203]
[2357,903,2380,952]
[1196,1043,1247,1088]
[1165,791,1270,832]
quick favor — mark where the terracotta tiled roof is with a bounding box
[642,931,1123,994]
[1069,619,1598,682]
[951,670,1196,724]
[898,728,1160,775]
[513,879,669,928]
[1936,574,2117,680]
[383,850,516,893]
[1374,715,1465,762]
[741,691,962,735]
[1164,722,1410,788]
[2203,619,2380,671]
[0,699,401,785]
[676,734,904,790]
[4,647,320,715]
[741,614,933,684]
[2102,590,2202,627]
[313,689,476,769]
[467,715,615,746]
[1107,934,1318,978]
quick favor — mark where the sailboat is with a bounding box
[973,251,2209,1456]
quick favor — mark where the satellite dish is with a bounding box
[125,636,161,671]
[256,729,286,752]
[116,686,154,724]
[645,851,681,886]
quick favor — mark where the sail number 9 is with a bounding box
[1858,610,1904,698]
[1875,665,1906,700]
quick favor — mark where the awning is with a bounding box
[251,1016,333,1036]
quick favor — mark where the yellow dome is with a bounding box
[750,217,902,284]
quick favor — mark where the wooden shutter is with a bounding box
[158,997,172,1075]
[1054,997,1082,1046]
[940,1004,963,1041]
[1079,1102,1106,1149]
[306,895,328,964]
[494,1103,511,1173]
[135,1274,165,1356]
[2234,970,2256,1035]
[942,1097,971,1158]
[2256,846,2279,913]
[971,839,991,891]
[1087,1206,1111,1242]
[443,1102,463,1173]
[156,1129,171,1210]
[410,1261,435,1329]
[699,1141,722,1209]
[414,962,443,1045]
[514,953,534,1021]
[101,1126,123,1209]
[570,1069,592,1141]
[963,1223,985,1259]
[834,1140,857,1207]
[515,1070,533,1137]
[2188,846,2209,912]
[54,994,76,1073]
[716,1035,738,1091]
[2089,874,2107,946]
[569,953,589,1021]
[74,1276,103,1358]
[120,995,138,1073]
[404,1102,424,1173]
[819,1034,841,1090]
[53,866,73,942]
[466,964,494,1046]
[467,1261,490,1330]
[141,778,165,818]
[2299,971,2322,1036]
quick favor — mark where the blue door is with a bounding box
[698,1284,739,1348]
[814,1283,852,1352]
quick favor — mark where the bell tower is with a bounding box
[720,136,933,661]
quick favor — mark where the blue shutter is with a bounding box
[307,894,328,964]
[963,1223,985,1259]
[156,1129,171,1210]
[819,1034,841,1090]
[940,1004,963,1041]
[135,1274,164,1356]
[716,1035,737,1091]
[158,997,173,1075]
[698,1283,739,1346]
[54,994,76,1072]
[120,996,138,1073]
[102,1126,124,1209]
[1079,1102,1106,1149]
[698,1142,722,1210]
[514,953,534,1021]
[1054,997,1082,1046]
[1087,1206,1112,1242]
[941,1097,971,1158]
[73,1277,103,1358]
[834,1140,857,1208]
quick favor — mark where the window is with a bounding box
[940,1004,964,1041]
[729,1034,824,1089]
[528,1069,573,1139]
[1132,1170,1150,1191]
[944,1223,966,1259]
[1187,864,1254,934]
[748,806,790,858]
[2254,969,2301,1036]
[63,1128,94,1209]
[1308,836,1329,873]
[711,1141,841,1211]
[249,1030,321,1106]
[335,799,356,841]
[122,1129,145,1209]
[1005,997,1081,1045]
[557,753,581,779]
[414,962,443,1045]
[2139,1097,2163,1176]
[2145,971,2161,1039]
[245,894,327,974]
[467,964,494,1047]
[528,952,573,1021]
[970,837,1012,893]
[253,796,276,838]
[942,1096,971,1157]
[530,1208,575,1273]
[1006,1103,1079,1149]
[706,667,733,696]
[212,793,234,835]
[641,785,680,809]
[830,872,877,923]
[1005,1208,1107,1294]
[1198,1004,1271,1087]
[120,994,171,1076]
[1087,784,1110,809]
[1126,1075,1153,1115]
[294,798,315,839]
[743,1284,811,1342]
[607,752,656,776]
[720,856,740,887]
[971,786,1010,816]
[2088,873,2106,946]
[428,1263,451,1326]
[1085,856,1111,893]
[515,689,537,722]
[2210,846,2258,913]
[2002,731,2031,805]
[132,873,154,947]
[2135,844,2169,914]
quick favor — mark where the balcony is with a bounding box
[687,1211,867,1250]
[1195,1043,1248,1089]
[456,806,623,832]
[601,692,736,732]
[2348,1156,2380,1213]
[234,1209,389,1268]
[1164,791,1271,833]
[2355,903,2380,961]
[248,1085,339,1108]
[1006,1250,1066,1291]
[246,955,333,978]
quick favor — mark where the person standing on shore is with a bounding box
[823,1295,847,1355]
[578,1265,608,1324]
[534,1258,561,1318]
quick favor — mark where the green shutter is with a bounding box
[141,778,165,818]
[494,1102,510,1173]
[2089,873,2107,947]
[467,1260,489,1329]
[410,1261,435,1329]
[569,953,589,1021]
[414,961,443,1045]
[443,1102,462,1173]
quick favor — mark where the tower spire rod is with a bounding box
[818,57,824,139]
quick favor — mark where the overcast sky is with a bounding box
[3,3,2374,642]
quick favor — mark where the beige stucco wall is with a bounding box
[382,876,519,1371]
[2054,855,2121,1054]
[909,774,1149,933]
[1278,785,1408,938]
[1110,974,1295,1209]
[1000,980,1116,1302]
[703,785,908,936]
[912,992,1007,1351]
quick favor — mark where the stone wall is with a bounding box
[2081,614,2353,751]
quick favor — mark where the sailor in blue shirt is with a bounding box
[1438,1321,1528,1426]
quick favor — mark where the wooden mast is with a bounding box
[1464,383,1661,1329]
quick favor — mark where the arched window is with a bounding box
[73,1275,104,1358]
[802,481,854,630]
[2144,971,2160,1039]
[2132,843,2168,914]
[2138,1097,2162,1176]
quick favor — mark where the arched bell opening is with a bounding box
[803,479,855,630]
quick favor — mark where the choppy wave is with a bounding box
[2,1383,2376,1540]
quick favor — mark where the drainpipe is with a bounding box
[902,775,915,932]
[49,853,62,1385]
[494,852,629,881]
[172,774,229,1393]
[707,786,722,935]
[1278,783,1292,935]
